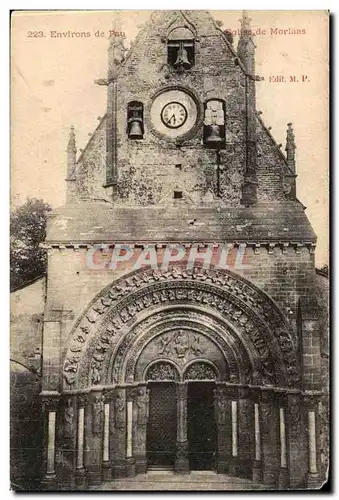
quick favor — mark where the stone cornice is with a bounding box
[41,241,316,254]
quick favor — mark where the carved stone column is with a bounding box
[229,400,239,475]
[175,382,189,474]
[134,385,150,474]
[225,385,239,477]
[252,400,262,482]
[237,387,253,479]
[278,396,289,489]
[102,389,114,481]
[260,390,280,487]
[286,393,306,488]
[86,390,104,486]
[304,395,321,489]
[112,387,126,478]
[125,387,136,477]
[213,384,230,474]
[75,393,88,489]
[60,395,77,489]
[41,394,59,490]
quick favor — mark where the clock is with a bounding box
[161,102,188,129]
[150,89,199,139]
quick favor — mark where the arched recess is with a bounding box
[144,360,180,382]
[62,265,300,391]
[183,360,219,381]
[135,328,225,383]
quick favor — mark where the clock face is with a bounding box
[161,102,187,129]
[150,89,198,139]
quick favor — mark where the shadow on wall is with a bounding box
[10,360,43,491]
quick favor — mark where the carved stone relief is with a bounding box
[183,362,218,380]
[146,361,179,381]
[125,318,236,385]
[214,386,227,425]
[136,387,150,425]
[92,395,103,435]
[156,330,204,360]
[288,396,301,438]
[64,398,75,438]
[114,390,125,429]
[115,307,266,386]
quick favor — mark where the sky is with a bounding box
[11,10,329,265]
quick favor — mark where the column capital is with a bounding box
[286,392,301,405]
[259,387,277,404]
[103,388,116,403]
[176,381,188,400]
[214,383,227,399]
[223,383,240,399]
[41,392,60,411]
[126,385,139,401]
[238,386,251,399]
[77,392,89,408]
[248,387,261,402]
[302,392,322,410]
[275,392,288,408]
[89,390,104,403]
[223,383,252,399]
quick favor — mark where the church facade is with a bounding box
[33,10,327,490]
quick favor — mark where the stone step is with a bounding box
[92,473,266,491]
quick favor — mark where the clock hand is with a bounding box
[169,114,176,125]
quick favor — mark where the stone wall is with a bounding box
[10,361,42,490]
[10,278,45,489]
[43,244,317,353]
[10,276,45,372]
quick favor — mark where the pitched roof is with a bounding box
[46,201,316,244]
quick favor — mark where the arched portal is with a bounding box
[54,265,302,486]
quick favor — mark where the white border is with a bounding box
[4,2,335,498]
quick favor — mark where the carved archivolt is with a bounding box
[62,266,299,390]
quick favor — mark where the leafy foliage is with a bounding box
[10,198,52,291]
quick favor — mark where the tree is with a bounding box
[10,198,52,291]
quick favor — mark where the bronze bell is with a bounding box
[174,45,191,69]
[129,119,143,139]
[205,124,222,143]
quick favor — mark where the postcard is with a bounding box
[10,10,329,491]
